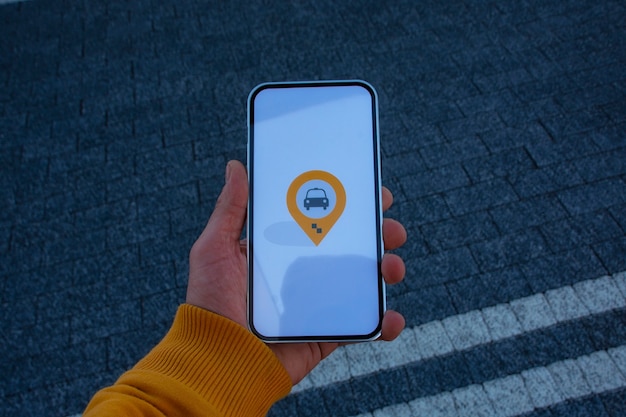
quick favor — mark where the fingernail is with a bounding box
[225,161,232,183]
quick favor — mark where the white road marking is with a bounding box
[294,271,626,392]
[353,345,626,417]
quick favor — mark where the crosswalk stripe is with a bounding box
[293,271,626,393]
[351,345,626,417]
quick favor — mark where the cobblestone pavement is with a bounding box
[1,0,625,416]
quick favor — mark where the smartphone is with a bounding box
[247,80,384,342]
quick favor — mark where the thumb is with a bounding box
[197,160,248,248]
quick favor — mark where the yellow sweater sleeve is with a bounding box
[83,304,292,417]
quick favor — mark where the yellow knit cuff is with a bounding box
[132,304,292,417]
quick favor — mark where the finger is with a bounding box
[381,253,405,285]
[383,218,407,250]
[192,161,248,255]
[382,186,393,212]
[379,310,405,341]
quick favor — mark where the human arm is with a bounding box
[83,305,291,417]
[84,160,407,415]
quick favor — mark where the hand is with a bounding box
[186,160,407,385]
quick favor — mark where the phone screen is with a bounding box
[247,81,384,342]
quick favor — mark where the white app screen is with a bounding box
[250,83,382,338]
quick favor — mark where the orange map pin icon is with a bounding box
[287,170,346,246]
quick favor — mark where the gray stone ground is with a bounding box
[1,0,625,416]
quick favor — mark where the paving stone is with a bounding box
[540,209,623,253]
[524,329,564,367]
[308,347,351,387]
[577,350,626,393]
[545,285,590,322]
[447,275,499,313]
[489,195,567,234]
[400,164,470,198]
[483,374,534,417]
[391,285,457,327]
[378,367,414,407]
[438,352,474,390]
[321,382,357,417]
[295,388,328,417]
[438,111,503,142]
[472,67,534,95]
[588,124,626,152]
[107,327,164,375]
[547,359,592,400]
[471,229,548,273]
[510,294,557,332]
[385,152,427,177]
[4,317,70,360]
[409,392,458,417]
[542,110,611,141]
[442,310,491,351]
[573,275,625,314]
[593,236,626,273]
[607,345,626,379]
[558,179,626,216]
[291,375,314,394]
[419,136,489,169]
[70,301,142,345]
[391,227,430,263]
[414,321,455,359]
[609,203,626,233]
[268,395,298,417]
[396,117,445,151]
[521,366,564,409]
[462,147,535,183]
[509,163,584,199]
[378,326,422,365]
[479,267,534,305]
[406,247,479,288]
[582,309,626,352]
[421,212,499,251]
[350,374,386,414]
[574,148,626,182]
[345,341,380,378]
[373,402,413,417]
[481,304,523,340]
[444,178,518,217]
[398,195,452,227]
[404,357,445,398]
[451,384,495,417]
[141,290,181,329]
[462,345,505,382]
[600,388,626,417]
[614,271,626,299]
[550,395,610,417]
[521,247,607,293]
[409,97,464,125]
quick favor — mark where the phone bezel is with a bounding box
[246,80,385,343]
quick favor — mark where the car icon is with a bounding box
[304,188,329,210]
